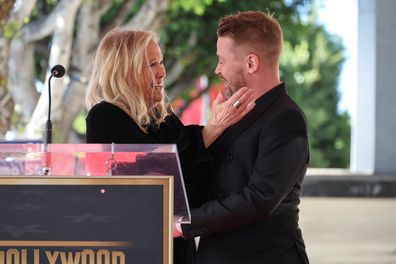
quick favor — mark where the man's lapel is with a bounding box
[209,83,287,157]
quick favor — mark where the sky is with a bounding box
[317,0,358,118]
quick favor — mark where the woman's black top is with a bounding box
[86,101,209,264]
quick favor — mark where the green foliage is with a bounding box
[100,0,125,26]
[162,0,312,85]
[161,0,350,168]
[8,0,350,167]
[1,21,21,39]
[170,0,223,15]
[0,76,7,87]
[73,111,87,135]
[101,0,145,28]
[280,21,351,168]
[0,0,18,39]
[29,0,59,20]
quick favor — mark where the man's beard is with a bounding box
[223,72,246,99]
[224,85,234,99]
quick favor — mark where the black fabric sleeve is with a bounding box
[162,115,213,207]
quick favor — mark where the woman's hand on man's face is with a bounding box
[209,86,256,130]
[202,87,255,148]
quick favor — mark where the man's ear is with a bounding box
[246,53,259,73]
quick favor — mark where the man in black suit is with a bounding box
[174,11,310,263]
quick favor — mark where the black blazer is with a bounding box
[182,83,310,264]
[86,101,207,264]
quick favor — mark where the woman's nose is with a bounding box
[158,64,166,77]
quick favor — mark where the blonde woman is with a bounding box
[85,28,254,263]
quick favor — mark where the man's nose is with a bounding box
[215,63,221,76]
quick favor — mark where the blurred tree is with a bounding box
[281,22,351,168]
[1,0,168,143]
[161,0,350,168]
[162,0,312,97]
[0,0,350,167]
[0,0,18,135]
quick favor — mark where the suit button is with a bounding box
[226,154,233,161]
[217,191,225,199]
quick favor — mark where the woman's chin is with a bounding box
[152,92,164,104]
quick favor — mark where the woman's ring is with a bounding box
[233,100,241,108]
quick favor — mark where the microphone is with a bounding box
[51,64,65,78]
[42,64,65,175]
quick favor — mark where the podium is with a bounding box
[0,144,190,264]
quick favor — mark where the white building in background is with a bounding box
[351,0,396,175]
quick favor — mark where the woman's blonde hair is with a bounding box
[85,28,170,133]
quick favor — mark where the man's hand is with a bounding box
[173,215,183,238]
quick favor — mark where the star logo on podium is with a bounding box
[62,212,115,223]
[0,224,48,238]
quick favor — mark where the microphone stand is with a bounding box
[44,74,54,149]
[41,65,65,175]
[42,74,54,175]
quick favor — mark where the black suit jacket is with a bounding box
[86,101,208,264]
[182,83,310,264]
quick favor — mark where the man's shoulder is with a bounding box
[263,88,304,115]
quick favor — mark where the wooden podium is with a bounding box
[0,144,191,264]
